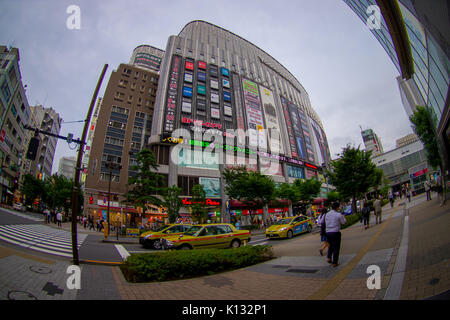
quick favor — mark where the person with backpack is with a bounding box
[318,208,329,256]
[361,201,371,229]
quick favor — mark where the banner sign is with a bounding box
[163,55,181,133]
[260,86,284,154]
[281,97,299,158]
[297,107,315,162]
[242,78,266,148]
[134,53,162,71]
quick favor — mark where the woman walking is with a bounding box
[318,208,329,256]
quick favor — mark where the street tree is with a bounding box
[20,174,44,207]
[163,185,183,224]
[125,149,166,226]
[42,174,80,216]
[222,166,276,225]
[190,184,208,224]
[326,145,379,214]
[275,182,299,216]
[294,178,322,205]
[409,106,443,171]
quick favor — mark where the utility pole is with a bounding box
[71,64,108,265]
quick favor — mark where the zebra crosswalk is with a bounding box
[0,224,87,258]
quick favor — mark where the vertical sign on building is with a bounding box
[232,73,246,145]
[242,78,266,149]
[281,97,299,158]
[163,55,181,134]
[297,107,315,163]
[288,101,307,160]
[260,85,284,154]
[309,118,327,165]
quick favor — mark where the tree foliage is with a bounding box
[326,145,379,212]
[163,185,183,224]
[409,106,442,170]
[126,149,166,221]
[293,178,322,204]
[20,174,44,206]
[190,184,208,224]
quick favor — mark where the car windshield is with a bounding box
[155,225,169,232]
[274,218,293,225]
[184,225,203,236]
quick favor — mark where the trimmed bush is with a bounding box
[120,245,273,283]
[342,213,362,229]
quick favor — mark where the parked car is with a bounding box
[160,223,251,250]
[266,215,313,239]
[139,224,192,249]
[13,203,26,212]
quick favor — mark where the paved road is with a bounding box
[0,192,448,303]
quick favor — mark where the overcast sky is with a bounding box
[0,0,414,174]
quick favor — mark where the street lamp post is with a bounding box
[105,161,121,238]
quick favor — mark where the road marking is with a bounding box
[115,244,130,261]
[384,214,409,300]
[307,209,397,300]
[0,224,87,258]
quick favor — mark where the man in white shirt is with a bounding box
[318,202,346,267]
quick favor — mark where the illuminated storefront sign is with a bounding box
[223,91,231,102]
[133,53,162,71]
[183,86,193,97]
[185,61,194,70]
[199,177,221,198]
[181,117,222,129]
[198,71,206,82]
[198,61,207,69]
[182,198,221,206]
[221,67,230,77]
[197,84,206,95]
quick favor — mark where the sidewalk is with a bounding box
[0,192,447,300]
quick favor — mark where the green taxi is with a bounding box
[266,215,313,239]
[159,223,251,250]
[139,224,192,249]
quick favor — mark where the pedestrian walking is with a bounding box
[406,188,411,203]
[425,179,432,201]
[373,195,382,224]
[317,202,346,267]
[56,212,62,227]
[318,208,329,256]
[388,190,394,208]
[89,216,95,230]
[435,172,444,206]
[361,201,371,229]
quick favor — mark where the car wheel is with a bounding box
[180,244,192,250]
[287,230,293,239]
[231,239,241,248]
[143,240,153,249]
[153,240,162,250]
[307,225,312,233]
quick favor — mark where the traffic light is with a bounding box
[26,137,40,161]
[89,196,93,204]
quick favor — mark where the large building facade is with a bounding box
[84,22,331,226]
[0,46,32,204]
[84,45,164,225]
[344,0,449,181]
[361,128,384,157]
[150,21,331,223]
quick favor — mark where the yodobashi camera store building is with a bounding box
[150,20,331,223]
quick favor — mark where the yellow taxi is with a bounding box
[266,215,313,239]
[139,224,192,249]
[159,223,251,250]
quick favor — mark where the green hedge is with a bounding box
[120,245,274,283]
[342,213,362,229]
